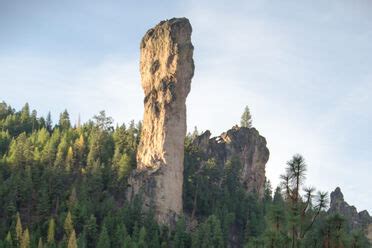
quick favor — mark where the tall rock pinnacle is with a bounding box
[128,17,194,225]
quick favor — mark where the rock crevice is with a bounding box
[128,17,194,226]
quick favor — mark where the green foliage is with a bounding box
[37,237,43,248]
[13,213,23,246]
[240,105,252,128]
[97,225,110,248]
[64,211,74,237]
[173,217,190,248]
[20,228,30,248]
[47,218,55,244]
[67,230,77,248]
[191,215,224,248]
[0,102,369,248]
[58,110,71,130]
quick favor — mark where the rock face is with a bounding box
[329,187,372,242]
[127,18,194,225]
[192,126,269,197]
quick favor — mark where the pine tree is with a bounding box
[116,153,132,179]
[97,225,110,248]
[20,228,30,248]
[123,235,133,248]
[37,237,43,248]
[68,187,78,209]
[93,111,113,131]
[240,105,252,128]
[15,212,23,245]
[280,154,328,247]
[20,103,30,123]
[46,112,52,132]
[192,215,224,248]
[74,134,85,166]
[47,218,55,244]
[67,230,78,248]
[77,231,87,248]
[59,110,71,130]
[138,227,147,248]
[64,211,74,237]
[113,224,127,248]
[4,231,13,248]
[85,215,98,246]
[66,146,74,171]
[174,217,189,248]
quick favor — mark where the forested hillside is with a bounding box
[0,102,369,248]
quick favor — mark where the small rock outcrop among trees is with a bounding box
[192,126,269,198]
[329,187,372,244]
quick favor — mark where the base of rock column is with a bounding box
[126,167,180,228]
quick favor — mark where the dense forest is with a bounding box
[0,101,369,248]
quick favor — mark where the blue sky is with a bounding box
[1,0,372,211]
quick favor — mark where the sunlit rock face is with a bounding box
[127,17,194,226]
[192,126,270,198]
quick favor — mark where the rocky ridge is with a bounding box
[329,187,372,243]
[192,126,270,197]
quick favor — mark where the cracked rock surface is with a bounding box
[128,17,194,226]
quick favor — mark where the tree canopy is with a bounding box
[0,101,369,247]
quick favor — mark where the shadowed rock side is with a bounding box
[127,17,194,226]
[192,126,270,198]
[329,187,372,243]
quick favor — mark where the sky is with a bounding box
[1,0,372,211]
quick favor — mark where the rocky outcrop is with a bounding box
[127,18,194,226]
[192,126,269,197]
[329,187,372,242]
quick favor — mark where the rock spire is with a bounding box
[128,17,194,226]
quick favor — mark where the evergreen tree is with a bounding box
[138,227,147,248]
[123,235,133,248]
[85,214,98,247]
[240,106,252,128]
[115,152,132,179]
[112,224,127,248]
[65,146,74,171]
[192,215,224,248]
[15,212,23,245]
[93,111,113,131]
[20,228,30,248]
[37,238,43,248]
[0,102,367,248]
[97,225,110,248]
[46,112,52,132]
[59,110,71,130]
[4,232,13,248]
[47,218,55,244]
[280,154,328,248]
[67,230,77,248]
[20,103,30,123]
[64,211,74,237]
[77,231,87,248]
[174,217,189,248]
